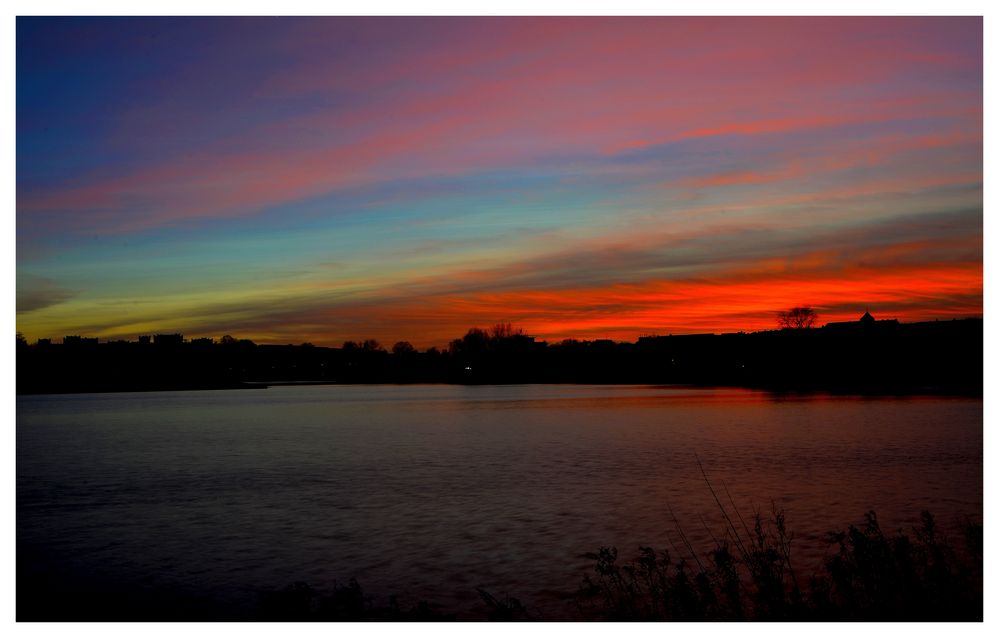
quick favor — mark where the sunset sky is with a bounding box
[16,16,983,348]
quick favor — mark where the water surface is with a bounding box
[17,384,982,618]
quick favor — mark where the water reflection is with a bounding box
[17,385,982,619]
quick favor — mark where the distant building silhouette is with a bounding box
[63,336,98,346]
[825,311,899,332]
[16,316,981,395]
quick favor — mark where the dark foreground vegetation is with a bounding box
[253,509,983,622]
[18,509,981,621]
[16,315,982,395]
[573,509,982,621]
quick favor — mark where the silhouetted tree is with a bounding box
[450,328,490,355]
[392,341,415,355]
[362,339,385,353]
[490,323,523,339]
[777,307,818,330]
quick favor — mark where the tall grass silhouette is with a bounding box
[250,503,981,621]
[571,461,981,621]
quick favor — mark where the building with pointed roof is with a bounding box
[825,310,899,332]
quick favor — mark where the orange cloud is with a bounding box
[241,250,981,348]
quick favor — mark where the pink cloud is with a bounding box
[17,17,981,237]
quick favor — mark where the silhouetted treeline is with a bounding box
[16,316,982,395]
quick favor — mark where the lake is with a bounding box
[16,384,982,619]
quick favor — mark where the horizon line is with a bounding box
[21,313,985,351]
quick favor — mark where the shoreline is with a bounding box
[15,379,984,398]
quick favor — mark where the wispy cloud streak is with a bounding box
[16,17,982,343]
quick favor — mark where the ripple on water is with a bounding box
[17,385,982,617]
